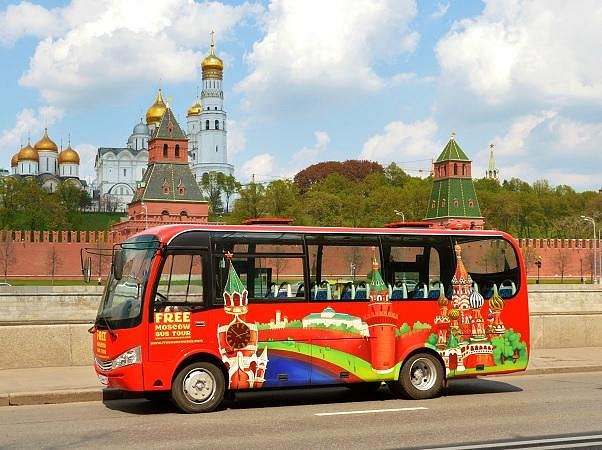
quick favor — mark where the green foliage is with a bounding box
[412,321,432,331]
[491,328,527,364]
[396,323,411,337]
[426,332,438,348]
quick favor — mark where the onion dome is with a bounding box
[447,308,460,321]
[34,128,58,153]
[187,100,202,116]
[489,290,504,311]
[18,143,39,162]
[58,145,80,164]
[438,290,448,307]
[11,152,19,167]
[469,289,484,309]
[201,32,223,78]
[133,120,149,135]
[145,89,167,125]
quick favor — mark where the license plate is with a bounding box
[97,374,108,385]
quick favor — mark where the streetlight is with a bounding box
[535,256,542,284]
[581,215,597,284]
[141,202,148,229]
[394,210,405,222]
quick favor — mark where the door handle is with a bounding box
[194,321,206,327]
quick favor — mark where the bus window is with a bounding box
[307,239,379,301]
[454,237,519,299]
[381,235,449,300]
[154,254,204,311]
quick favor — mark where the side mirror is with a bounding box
[83,256,91,283]
[113,249,125,280]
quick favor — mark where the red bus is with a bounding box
[85,224,529,413]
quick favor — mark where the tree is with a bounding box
[294,160,383,193]
[0,231,15,282]
[555,247,569,283]
[199,172,224,214]
[220,174,241,213]
[47,244,62,286]
[228,182,267,223]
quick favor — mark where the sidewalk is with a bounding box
[1,347,602,407]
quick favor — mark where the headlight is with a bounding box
[111,346,141,369]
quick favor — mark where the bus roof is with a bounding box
[125,223,516,247]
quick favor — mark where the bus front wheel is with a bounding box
[390,353,444,400]
[172,361,225,413]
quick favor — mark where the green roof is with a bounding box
[225,260,246,295]
[132,162,204,203]
[369,257,388,292]
[435,137,470,163]
[425,177,482,220]
[153,107,186,141]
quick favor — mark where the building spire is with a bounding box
[486,143,499,181]
[210,30,215,55]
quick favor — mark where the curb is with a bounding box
[524,365,602,376]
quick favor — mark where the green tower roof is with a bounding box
[369,257,388,292]
[224,256,246,295]
[435,134,470,162]
[425,177,482,220]
[153,107,187,141]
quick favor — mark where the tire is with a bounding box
[391,353,444,400]
[171,362,225,413]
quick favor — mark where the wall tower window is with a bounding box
[175,144,180,157]
[205,120,210,130]
[215,120,219,130]
[163,144,168,158]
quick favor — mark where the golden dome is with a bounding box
[18,143,39,162]
[34,128,58,153]
[201,32,224,74]
[187,100,202,116]
[146,89,167,125]
[58,145,80,164]
[11,152,19,167]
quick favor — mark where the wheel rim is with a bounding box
[409,357,437,391]
[182,368,216,404]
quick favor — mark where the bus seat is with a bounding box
[482,281,496,299]
[277,282,291,298]
[472,281,479,295]
[391,281,407,300]
[340,282,354,300]
[412,282,428,299]
[428,281,442,298]
[266,282,277,298]
[499,279,516,298]
[315,281,331,300]
[296,283,305,298]
[354,282,369,300]
[310,282,316,300]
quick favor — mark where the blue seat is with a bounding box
[340,283,353,300]
[354,282,369,300]
[315,281,331,300]
[391,282,407,300]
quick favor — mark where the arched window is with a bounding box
[175,144,180,157]
[215,120,219,130]
[462,164,466,176]
[205,120,209,130]
[453,163,458,175]
[163,144,168,158]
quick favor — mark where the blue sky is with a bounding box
[1,0,601,191]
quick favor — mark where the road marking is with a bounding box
[315,406,427,416]
[424,433,602,449]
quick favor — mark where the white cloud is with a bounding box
[0,1,61,45]
[237,153,275,182]
[292,131,329,164]
[0,106,64,154]
[12,0,260,106]
[430,2,449,20]
[227,119,247,156]
[360,118,440,172]
[436,0,602,105]
[490,110,556,157]
[237,0,419,111]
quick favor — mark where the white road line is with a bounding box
[425,434,602,450]
[315,406,428,416]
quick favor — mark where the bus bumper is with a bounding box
[94,363,144,391]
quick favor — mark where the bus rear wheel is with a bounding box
[390,353,444,400]
[172,361,225,413]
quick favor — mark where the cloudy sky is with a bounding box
[1,0,600,190]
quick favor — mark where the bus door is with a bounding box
[212,232,311,389]
[148,251,209,364]
[306,239,380,385]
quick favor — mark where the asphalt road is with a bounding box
[1,372,602,449]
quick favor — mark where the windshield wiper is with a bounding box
[96,315,117,338]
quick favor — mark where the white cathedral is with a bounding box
[95,34,234,211]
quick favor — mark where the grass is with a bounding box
[2,279,98,286]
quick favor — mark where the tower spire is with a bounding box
[210,30,215,55]
[486,143,499,181]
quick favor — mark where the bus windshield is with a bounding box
[96,236,159,329]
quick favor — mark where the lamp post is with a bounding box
[394,210,405,222]
[581,215,597,284]
[535,256,542,284]
[141,202,148,229]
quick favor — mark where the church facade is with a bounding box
[95,35,233,211]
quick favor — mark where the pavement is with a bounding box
[1,347,602,408]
